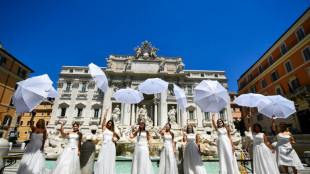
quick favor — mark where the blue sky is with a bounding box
[0,0,309,92]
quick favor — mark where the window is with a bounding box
[219,111,224,120]
[0,56,7,66]
[94,109,99,118]
[200,73,204,77]
[250,86,257,93]
[66,82,71,91]
[232,107,236,112]
[69,69,73,73]
[24,131,28,134]
[290,78,300,90]
[280,43,288,55]
[84,69,88,73]
[187,73,190,77]
[46,121,49,126]
[214,74,218,77]
[187,86,193,95]
[285,61,293,73]
[17,132,20,137]
[17,68,26,78]
[14,84,18,90]
[47,112,50,116]
[275,87,282,95]
[27,121,30,126]
[296,27,306,41]
[268,56,274,65]
[260,79,267,88]
[77,108,83,117]
[257,114,263,121]
[3,115,12,126]
[258,66,263,74]
[204,112,210,120]
[302,47,310,61]
[250,74,254,81]
[230,95,234,101]
[61,108,66,117]
[9,97,14,106]
[82,82,87,92]
[189,111,194,119]
[270,71,279,82]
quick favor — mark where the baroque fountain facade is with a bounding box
[45,41,242,158]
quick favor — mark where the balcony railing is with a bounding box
[73,117,84,125]
[187,119,197,126]
[89,117,100,125]
[202,119,212,127]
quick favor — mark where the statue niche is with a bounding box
[112,105,121,124]
[168,106,177,125]
[137,105,153,126]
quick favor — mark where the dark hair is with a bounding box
[166,123,171,131]
[253,123,262,133]
[106,120,115,134]
[36,119,46,129]
[72,123,80,127]
[138,122,146,136]
[217,119,225,128]
[186,125,194,134]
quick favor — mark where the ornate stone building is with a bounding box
[48,41,234,136]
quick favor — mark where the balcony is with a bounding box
[54,119,67,125]
[89,117,100,125]
[286,85,310,98]
[73,117,84,125]
[187,119,197,126]
[202,119,212,127]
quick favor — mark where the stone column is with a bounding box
[197,109,203,127]
[123,103,131,125]
[154,103,158,126]
[131,104,135,125]
[160,91,168,126]
[102,87,113,123]
[177,105,180,125]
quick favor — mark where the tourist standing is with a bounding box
[212,114,240,174]
[130,122,154,174]
[95,106,120,174]
[272,116,304,174]
[50,121,82,174]
[17,112,46,174]
[158,123,178,174]
[183,125,207,174]
[249,117,279,174]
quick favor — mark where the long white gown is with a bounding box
[158,134,179,174]
[131,132,154,174]
[17,133,45,174]
[94,129,116,174]
[50,133,81,174]
[276,134,304,170]
[253,133,279,174]
[183,133,207,174]
[217,127,240,174]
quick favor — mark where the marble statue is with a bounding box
[125,59,132,70]
[158,60,165,72]
[150,47,159,57]
[106,58,112,69]
[112,105,121,123]
[134,46,142,58]
[137,105,153,126]
[168,106,177,124]
[177,61,185,73]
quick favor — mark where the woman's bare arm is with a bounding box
[78,132,82,156]
[271,116,277,134]
[196,134,201,152]
[40,129,47,152]
[212,114,218,131]
[263,133,273,151]
[226,126,235,152]
[147,131,153,152]
[102,106,109,132]
[59,121,69,135]
[172,133,176,154]
[30,112,36,132]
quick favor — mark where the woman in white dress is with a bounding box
[95,106,120,174]
[50,121,82,174]
[158,123,178,174]
[272,117,304,174]
[249,117,279,174]
[17,112,46,174]
[212,114,240,174]
[130,122,154,174]
[183,125,207,174]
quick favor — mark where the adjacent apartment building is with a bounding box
[229,92,242,121]
[0,44,33,139]
[237,8,310,134]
